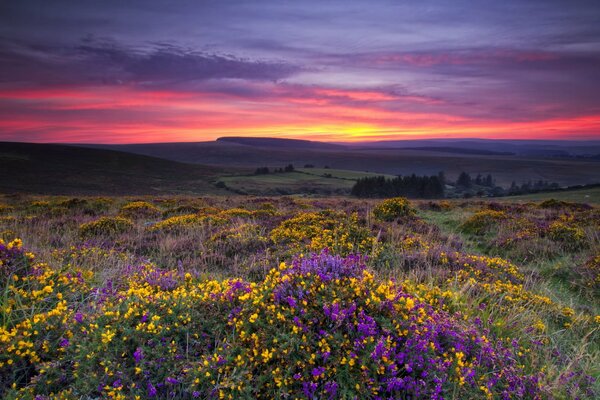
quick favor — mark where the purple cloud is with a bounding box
[0,37,301,88]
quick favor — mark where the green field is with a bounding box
[218,168,396,195]
[502,186,600,204]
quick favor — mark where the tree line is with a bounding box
[351,174,445,198]
[254,164,295,175]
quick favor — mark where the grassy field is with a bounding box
[0,194,598,398]
[218,168,396,195]
[502,186,600,204]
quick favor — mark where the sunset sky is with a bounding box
[1,0,600,143]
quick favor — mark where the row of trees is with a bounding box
[254,164,295,175]
[351,174,445,199]
[507,180,560,195]
[456,172,495,188]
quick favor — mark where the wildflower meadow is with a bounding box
[0,195,598,399]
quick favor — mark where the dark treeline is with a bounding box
[507,180,560,195]
[254,164,295,175]
[351,174,444,198]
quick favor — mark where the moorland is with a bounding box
[0,193,599,399]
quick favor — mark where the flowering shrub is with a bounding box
[570,254,600,299]
[0,204,14,214]
[2,245,544,399]
[218,207,254,218]
[547,221,586,249]
[461,210,509,235]
[210,222,268,257]
[372,197,414,222]
[79,216,134,238]
[270,211,376,255]
[120,201,161,218]
[149,214,227,233]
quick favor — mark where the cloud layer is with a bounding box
[0,0,599,142]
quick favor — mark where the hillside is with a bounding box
[216,136,346,150]
[84,140,600,187]
[0,142,231,195]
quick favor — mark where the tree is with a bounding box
[484,174,494,187]
[475,174,483,185]
[456,172,472,188]
[351,175,444,199]
[437,171,446,186]
[254,167,270,175]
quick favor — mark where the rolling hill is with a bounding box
[83,138,600,187]
[0,142,232,195]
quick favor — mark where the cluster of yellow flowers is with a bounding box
[372,197,415,222]
[461,210,508,235]
[270,211,377,255]
[119,201,160,218]
[547,221,586,249]
[149,213,227,232]
[78,216,134,238]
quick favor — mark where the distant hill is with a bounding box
[353,139,600,157]
[384,146,514,156]
[0,142,230,195]
[216,136,346,150]
[82,139,600,187]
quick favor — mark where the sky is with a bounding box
[1,0,600,143]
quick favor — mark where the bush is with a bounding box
[0,204,14,214]
[150,214,227,233]
[270,211,376,255]
[120,201,161,218]
[372,197,414,222]
[79,216,134,238]
[460,210,508,235]
[547,221,586,249]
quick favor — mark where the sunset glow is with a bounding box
[1,1,599,143]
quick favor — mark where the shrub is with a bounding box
[149,214,227,233]
[372,197,414,222]
[162,204,202,217]
[218,208,254,218]
[270,211,376,255]
[460,209,508,235]
[0,204,14,214]
[79,216,134,238]
[210,222,268,257]
[539,199,592,211]
[58,198,88,209]
[547,221,586,249]
[120,201,161,218]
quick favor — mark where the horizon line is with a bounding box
[2,136,600,146]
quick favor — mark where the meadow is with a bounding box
[0,194,599,399]
[218,168,397,196]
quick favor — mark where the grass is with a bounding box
[218,168,395,195]
[502,186,600,204]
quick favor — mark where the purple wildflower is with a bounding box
[133,347,143,363]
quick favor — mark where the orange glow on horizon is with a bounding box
[1,85,599,144]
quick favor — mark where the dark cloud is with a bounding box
[0,37,301,88]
